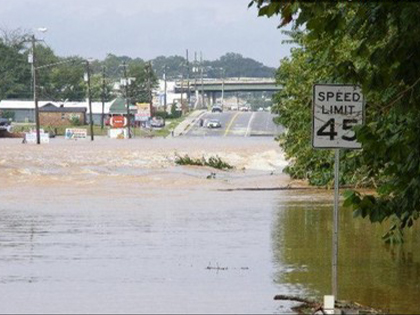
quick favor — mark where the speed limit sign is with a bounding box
[312,84,364,149]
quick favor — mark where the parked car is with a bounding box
[239,106,249,112]
[150,116,165,128]
[207,119,222,129]
[211,106,223,113]
[0,118,12,132]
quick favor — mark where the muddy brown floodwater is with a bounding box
[0,137,419,314]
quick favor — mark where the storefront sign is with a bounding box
[65,128,87,140]
[110,116,127,128]
[25,131,49,143]
[108,128,128,139]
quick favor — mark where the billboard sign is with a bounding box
[136,103,151,121]
[25,131,49,144]
[65,128,87,140]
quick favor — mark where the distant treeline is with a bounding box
[0,28,275,102]
[90,52,276,82]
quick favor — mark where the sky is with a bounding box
[0,0,293,68]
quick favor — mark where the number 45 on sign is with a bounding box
[312,84,365,149]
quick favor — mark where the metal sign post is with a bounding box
[332,148,340,298]
[312,84,365,301]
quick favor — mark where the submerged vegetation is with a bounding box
[175,154,233,170]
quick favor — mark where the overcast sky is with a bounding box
[0,0,292,68]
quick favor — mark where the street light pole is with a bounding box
[31,35,41,145]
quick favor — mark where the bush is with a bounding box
[175,154,233,170]
[70,116,82,126]
[154,111,169,119]
[1,110,15,121]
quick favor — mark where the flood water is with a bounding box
[0,138,419,314]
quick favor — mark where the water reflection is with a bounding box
[0,189,299,314]
[272,192,420,314]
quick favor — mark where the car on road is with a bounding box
[211,106,223,113]
[239,106,249,112]
[0,118,12,132]
[150,116,165,128]
[207,119,222,129]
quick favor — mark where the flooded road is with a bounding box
[0,137,419,313]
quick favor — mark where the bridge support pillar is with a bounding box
[208,93,214,108]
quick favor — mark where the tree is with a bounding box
[0,30,31,99]
[152,55,186,80]
[40,55,86,101]
[250,1,420,242]
[122,61,158,104]
[209,52,275,78]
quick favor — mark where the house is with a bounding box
[39,103,86,126]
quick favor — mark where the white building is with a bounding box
[155,80,187,111]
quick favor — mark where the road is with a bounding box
[185,111,283,137]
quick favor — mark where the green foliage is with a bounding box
[151,53,275,79]
[0,110,15,120]
[0,29,274,105]
[70,116,81,126]
[205,53,275,78]
[154,111,169,119]
[251,1,420,241]
[0,34,31,99]
[272,34,370,188]
[170,103,182,118]
[175,154,233,170]
[39,55,86,101]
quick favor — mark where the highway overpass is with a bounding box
[174,77,282,93]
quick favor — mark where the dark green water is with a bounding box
[272,190,420,314]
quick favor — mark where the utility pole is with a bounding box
[180,67,184,111]
[122,61,132,138]
[200,51,205,109]
[186,49,190,107]
[147,61,153,115]
[85,60,94,141]
[31,35,41,145]
[194,52,198,108]
[221,68,225,110]
[163,65,167,113]
[101,66,106,130]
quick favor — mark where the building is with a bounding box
[108,97,137,115]
[155,80,187,112]
[39,103,86,126]
[0,99,113,125]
